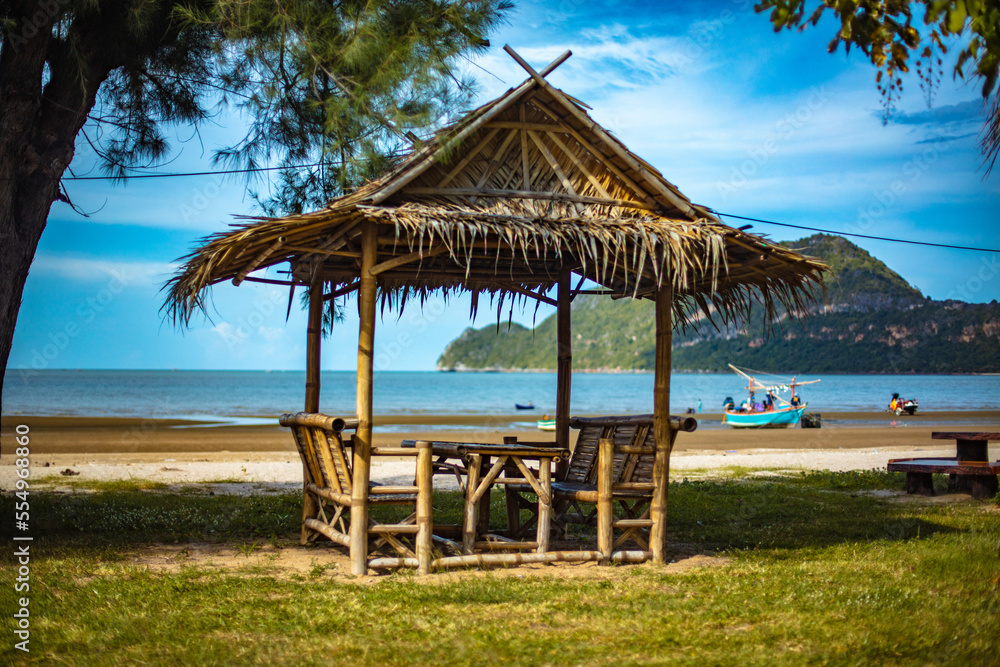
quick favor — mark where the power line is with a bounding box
[62,163,326,181]
[715,212,1000,254]
[47,163,1000,254]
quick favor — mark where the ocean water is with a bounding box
[4,369,999,419]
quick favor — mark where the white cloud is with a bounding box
[29,256,176,285]
[258,325,286,342]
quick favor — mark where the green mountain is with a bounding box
[436,234,1000,373]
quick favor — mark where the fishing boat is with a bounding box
[515,402,535,410]
[537,416,556,431]
[723,364,819,429]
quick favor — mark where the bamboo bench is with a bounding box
[280,413,434,573]
[505,414,697,559]
[888,432,1000,499]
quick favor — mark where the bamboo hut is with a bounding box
[166,47,828,574]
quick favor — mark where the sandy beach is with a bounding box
[2,411,997,488]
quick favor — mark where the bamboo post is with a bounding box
[650,282,673,564]
[463,453,483,555]
[596,437,614,563]
[301,277,324,544]
[415,440,433,576]
[537,455,552,553]
[556,268,572,479]
[305,277,323,412]
[350,221,378,576]
[477,456,491,537]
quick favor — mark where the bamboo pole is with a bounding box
[463,453,483,555]
[232,236,286,286]
[369,244,447,276]
[368,557,420,569]
[537,455,552,553]
[234,276,301,287]
[477,456,491,538]
[650,281,673,564]
[305,483,351,507]
[613,518,654,529]
[432,550,604,569]
[556,269,572,479]
[303,518,351,547]
[305,279,323,412]
[597,437,614,563]
[520,106,531,190]
[415,440,433,576]
[610,550,651,563]
[350,221,378,576]
[371,550,651,569]
[495,282,557,307]
[367,524,420,534]
[396,187,656,210]
[281,245,360,258]
[301,278,324,544]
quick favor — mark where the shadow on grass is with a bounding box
[0,470,981,564]
[666,473,963,551]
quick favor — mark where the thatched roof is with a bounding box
[166,48,828,328]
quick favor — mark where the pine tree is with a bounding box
[0,0,511,408]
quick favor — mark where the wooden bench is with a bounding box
[505,414,697,557]
[888,432,1000,499]
[281,413,434,573]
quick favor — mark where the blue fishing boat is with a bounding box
[723,365,819,429]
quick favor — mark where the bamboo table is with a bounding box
[402,440,569,556]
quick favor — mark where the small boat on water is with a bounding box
[515,402,535,410]
[723,364,819,429]
[537,416,556,431]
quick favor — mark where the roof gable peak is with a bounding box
[367,46,714,222]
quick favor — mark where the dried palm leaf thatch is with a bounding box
[164,51,828,331]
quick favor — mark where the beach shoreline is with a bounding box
[1,412,996,487]
[3,411,999,456]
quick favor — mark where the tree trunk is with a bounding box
[0,167,58,414]
[0,26,57,413]
[0,3,148,411]
[0,8,130,412]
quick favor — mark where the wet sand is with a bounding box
[2,413,996,488]
[2,412,999,455]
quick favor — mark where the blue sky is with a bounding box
[7,0,999,374]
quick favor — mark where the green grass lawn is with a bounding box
[2,470,998,665]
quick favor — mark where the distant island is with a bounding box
[436,234,1000,374]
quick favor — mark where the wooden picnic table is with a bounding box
[888,432,1000,499]
[401,439,570,561]
[931,432,998,461]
